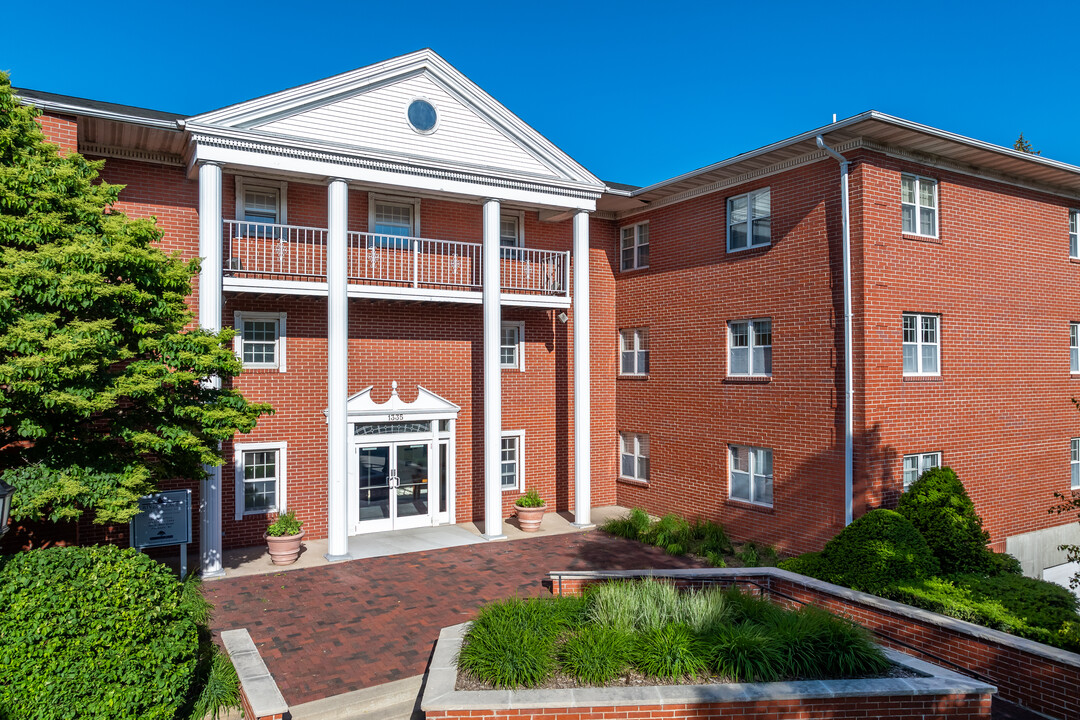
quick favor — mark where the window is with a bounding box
[903,452,941,490]
[902,313,939,376]
[500,215,522,248]
[727,188,771,251]
[1071,210,1079,259]
[1072,323,1079,373]
[729,445,773,506]
[501,321,524,370]
[901,174,938,237]
[501,430,525,491]
[620,432,650,482]
[620,328,650,375]
[233,311,287,371]
[728,319,772,376]
[620,223,649,271]
[235,177,287,238]
[368,194,420,249]
[234,441,287,519]
[1072,439,1080,490]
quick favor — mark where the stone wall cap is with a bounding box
[220,628,289,717]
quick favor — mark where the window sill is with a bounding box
[501,367,524,372]
[619,265,650,275]
[618,374,650,381]
[902,375,943,383]
[723,376,772,384]
[617,476,650,488]
[1069,257,1080,265]
[902,233,942,245]
[240,367,282,374]
[724,498,775,514]
[726,242,772,256]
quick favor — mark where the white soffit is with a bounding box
[188,49,602,190]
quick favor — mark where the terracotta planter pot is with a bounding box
[515,504,546,532]
[264,530,305,565]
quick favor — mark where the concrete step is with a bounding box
[288,674,425,720]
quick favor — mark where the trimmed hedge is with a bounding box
[0,545,201,720]
[811,509,939,593]
[895,467,994,575]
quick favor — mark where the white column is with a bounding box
[572,210,592,527]
[482,198,506,540]
[197,161,225,577]
[325,179,351,560]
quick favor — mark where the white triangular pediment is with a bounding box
[189,50,601,188]
[341,382,460,419]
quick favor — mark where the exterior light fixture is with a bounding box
[557,312,568,324]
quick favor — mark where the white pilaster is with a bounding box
[325,179,351,560]
[197,161,225,577]
[482,198,506,540]
[572,210,592,528]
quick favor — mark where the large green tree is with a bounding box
[0,73,271,526]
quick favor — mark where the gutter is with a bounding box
[15,95,182,131]
[816,135,854,527]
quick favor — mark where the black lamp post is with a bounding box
[0,478,13,538]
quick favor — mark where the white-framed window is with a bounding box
[620,328,650,375]
[1070,210,1079,259]
[235,177,287,238]
[1072,439,1080,490]
[729,445,773,506]
[234,441,287,520]
[500,213,523,248]
[903,452,941,490]
[501,430,525,492]
[1072,323,1079,373]
[902,313,939,376]
[501,321,525,370]
[620,432,650,482]
[233,311,287,372]
[620,222,649,271]
[369,193,420,249]
[727,187,771,252]
[901,174,938,237]
[728,319,772,376]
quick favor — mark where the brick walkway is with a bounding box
[205,530,708,706]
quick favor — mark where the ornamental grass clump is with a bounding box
[707,623,783,682]
[632,623,709,679]
[558,626,633,684]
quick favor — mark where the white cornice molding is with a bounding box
[80,143,185,167]
[188,129,602,202]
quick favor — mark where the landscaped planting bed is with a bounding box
[456,579,896,689]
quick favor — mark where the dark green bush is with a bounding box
[736,542,778,567]
[816,509,939,592]
[632,623,709,679]
[895,467,994,575]
[777,550,829,579]
[689,517,734,556]
[643,514,692,555]
[557,626,633,684]
[0,545,200,720]
[986,551,1023,576]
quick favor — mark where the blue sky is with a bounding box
[4,0,1077,187]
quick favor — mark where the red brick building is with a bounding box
[16,50,1080,582]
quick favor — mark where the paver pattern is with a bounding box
[206,530,708,706]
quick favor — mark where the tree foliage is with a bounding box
[896,467,994,575]
[1013,132,1040,155]
[0,72,271,525]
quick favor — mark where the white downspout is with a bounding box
[816,136,854,527]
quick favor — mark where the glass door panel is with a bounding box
[394,443,429,520]
[358,445,391,522]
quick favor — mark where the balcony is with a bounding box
[222,221,572,307]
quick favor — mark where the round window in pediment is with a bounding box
[407,99,438,134]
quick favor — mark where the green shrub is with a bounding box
[762,606,828,678]
[721,587,784,626]
[777,551,829,579]
[266,509,302,536]
[516,489,545,508]
[0,545,200,720]
[895,467,993,575]
[587,579,683,632]
[602,508,651,540]
[632,624,709,679]
[643,514,692,555]
[986,551,1023,576]
[689,517,734,556]
[817,509,939,592]
[188,645,241,720]
[813,610,891,678]
[557,626,633,684]
[736,542,778,567]
[706,623,782,682]
[680,586,731,633]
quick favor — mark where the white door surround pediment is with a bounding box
[342,381,460,420]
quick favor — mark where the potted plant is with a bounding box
[264,509,304,565]
[514,489,546,532]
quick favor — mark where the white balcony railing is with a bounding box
[224,221,570,297]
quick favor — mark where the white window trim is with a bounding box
[901,173,939,239]
[728,444,773,507]
[501,321,525,370]
[368,192,421,237]
[619,431,650,483]
[1071,322,1079,374]
[501,429,525,492]
[619,328,650,376]
[727,318,772,377]
[1070,209,1079,259]
[902,312,940,377]
[1072,439,1080,491]
[234,441,288,521]
[235,176,288,225]
[233,311,287,372]
[500,210,525,247]
[726,187,772,253]
[902,452,942,490]
[620,222,649,271]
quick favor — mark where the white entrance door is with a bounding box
[356,441,433,532]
